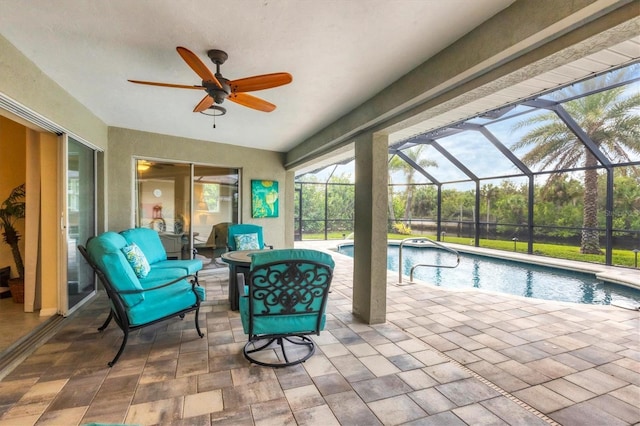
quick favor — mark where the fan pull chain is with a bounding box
[207,105,225,128]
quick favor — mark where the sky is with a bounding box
[299,63,640,187]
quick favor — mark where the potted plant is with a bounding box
[0,184,26,303]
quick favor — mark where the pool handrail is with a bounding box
[398,237,460,285]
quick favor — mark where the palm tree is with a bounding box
[0,184,26,279]
[388,145,437,224]
[480,183,500,236]
[512,70,640,254]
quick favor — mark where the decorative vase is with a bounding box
[8,278,24,303]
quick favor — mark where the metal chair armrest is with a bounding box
[117,274,197,294]
[237,273,246,297]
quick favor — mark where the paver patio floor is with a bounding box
[0,243,638,425]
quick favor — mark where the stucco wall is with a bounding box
[0,35,108,149]
[107,127,293,249]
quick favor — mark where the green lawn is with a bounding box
[301,232,638,268]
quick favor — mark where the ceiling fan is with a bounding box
[128,46,292,113]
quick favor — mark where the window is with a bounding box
[200,183,220,213]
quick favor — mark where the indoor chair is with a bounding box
[194,221,232,260]
[227,224,273,251]
[237,248,334,367]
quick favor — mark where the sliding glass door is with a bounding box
[65,137,97,313]
[135,160,239,263]
[192,165,239,262]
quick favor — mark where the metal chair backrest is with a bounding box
[245,249,334,335]
[77,242,130,326]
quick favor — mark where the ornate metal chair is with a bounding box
[237,249,334,367]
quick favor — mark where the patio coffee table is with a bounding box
[220,250,262,310]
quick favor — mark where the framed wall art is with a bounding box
[251,180,279,218]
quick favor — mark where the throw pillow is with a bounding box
[122,242,151,278]
[235,233,260,250]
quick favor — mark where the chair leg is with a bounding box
[243,335,315,367]
[108,329,129,367]
[245,338,278,354]
[98,311,113,331]
[194,308,204,338]
[278,337,289,363]
[281,336,315,365]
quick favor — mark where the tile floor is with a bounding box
[0,244,638,425]
[0,296,50,354]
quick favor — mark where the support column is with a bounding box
[284,169,295,247]
[353,132,388,324]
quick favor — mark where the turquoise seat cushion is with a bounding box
[138,267,188,288]
[127,279,205,326]
[121,228,167,264]
[240,296,325,334]
[86,232,145,307]
[150,259,202,275]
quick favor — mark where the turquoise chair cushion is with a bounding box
[121,228,167,264]
[228,224,265,251]
[240,296,326,334]
[250,248,335,269]
[86,232,145,307]
[121,227,202,274]
[127,279,205,326]
[150,259,202,275]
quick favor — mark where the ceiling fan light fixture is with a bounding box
[200,105,227,116]
[200,104,226,129]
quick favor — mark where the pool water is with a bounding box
[337,244,640,306]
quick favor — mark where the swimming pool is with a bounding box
[336,243,640,306]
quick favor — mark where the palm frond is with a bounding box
[2,183,25,207]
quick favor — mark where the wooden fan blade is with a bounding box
[193,95,215,113]
[228,92,276,112]
[128,80,204,90]
[176,46,222,89]
[230,72,292,93]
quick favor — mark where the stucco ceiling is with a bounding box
[0,0,516,152]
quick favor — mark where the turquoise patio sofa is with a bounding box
[79,228,205,366]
